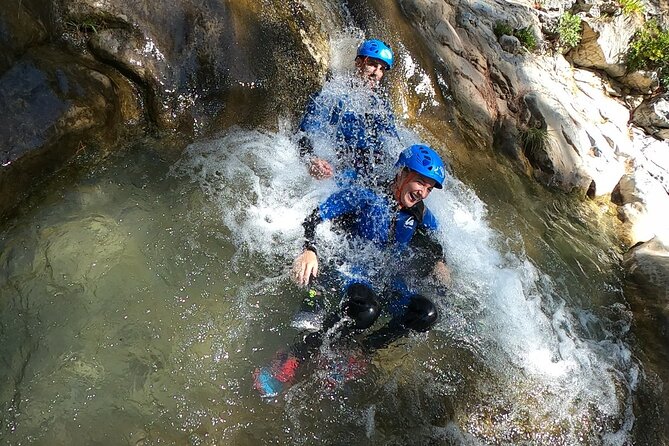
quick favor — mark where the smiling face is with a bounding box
[355,56,387,86]
[393,169,436,209]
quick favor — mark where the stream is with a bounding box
[0,28,663,446]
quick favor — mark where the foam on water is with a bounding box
[175,119,637,442]
[173,128,331,263]
[172,34,638,444]
[429,176,637,442]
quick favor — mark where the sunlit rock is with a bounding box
[568,15,640,79]
[618,70,660,94]
[632,94,669,141]
[623,237,669,307]
[613,169,669,245]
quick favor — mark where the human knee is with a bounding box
[402,295,438,332]
[342,283,380,330]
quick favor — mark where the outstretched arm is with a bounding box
[412,207,452,287]
[292,208,323,287]
[292,189,363,286]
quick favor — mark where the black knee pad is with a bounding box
[342,283,380,330]
[402,295,438,332]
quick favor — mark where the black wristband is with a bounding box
[298,135,314,158]
[303,244,318,256]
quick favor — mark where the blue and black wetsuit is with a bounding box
[303,186,442,268]
[298,86,400,183]
[299,185,445,352]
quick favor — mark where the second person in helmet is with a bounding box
[298,39,400,183]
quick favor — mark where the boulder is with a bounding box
[0,1,47,74]
[0,47,118,219]
[613,169,669,245]
[618,70,660,94]
[568,15,640,79]
[632,94,669,140]
[499,34,521,54]
[623,237,669,314]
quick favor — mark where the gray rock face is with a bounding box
[399,0,629,193]
[633,94,669,140]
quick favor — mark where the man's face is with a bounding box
[395,170,436,208]
[355,56,388,86]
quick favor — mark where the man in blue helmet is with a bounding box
[254,145,451,398]
[297,39,400,184]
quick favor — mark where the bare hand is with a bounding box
[431,261,452,287]
[308,158,334,180]
[292,249,318,286]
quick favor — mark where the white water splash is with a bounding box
[171,29,638,442]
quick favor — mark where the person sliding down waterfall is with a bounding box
[254,144,452,398]
[297,39,400,186]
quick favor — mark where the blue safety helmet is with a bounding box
[357,39,394,70]
[395,144,446,189]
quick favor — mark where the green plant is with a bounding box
[515,26,538,50]
[65,17,100,35]
[557,12,582,49]
[493,22,538,51]
[494,21,514,38]
[627,19,669,87]
[619,0,645,17]
[520,126,550,159]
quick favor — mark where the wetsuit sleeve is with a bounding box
[410,208,445,276]
[298,92,331,159]
[302,188,364,253]
[303,208,322,254]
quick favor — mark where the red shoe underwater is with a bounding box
[253,352,300,398]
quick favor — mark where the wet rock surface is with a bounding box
[0,1,47,74]
[0,46,117,219]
